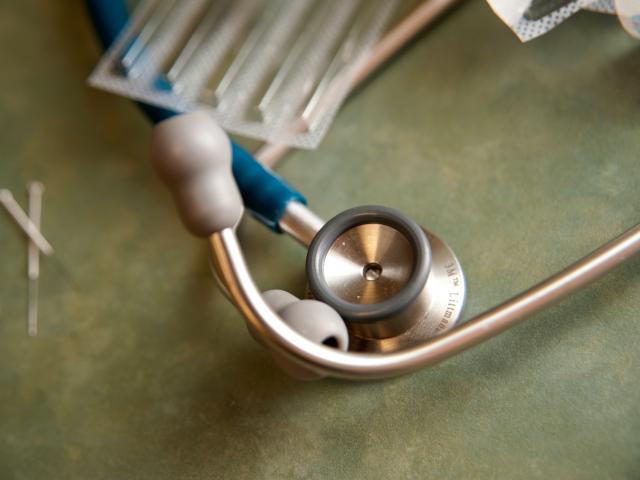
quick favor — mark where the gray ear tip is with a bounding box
[279,299,349,352]
[262,289,300,312]
[149,112,243,235]
[150,111,231,178]
[259,290,350,379]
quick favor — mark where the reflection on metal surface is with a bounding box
[350,229,466,353]
[279,201,325,246]
[323,223,415,305]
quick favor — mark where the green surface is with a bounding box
[1,1,640,479]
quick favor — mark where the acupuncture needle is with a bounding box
[198,0,266,106]
[239,0,316,119]
[211,1,276,106]
[256,1,333,122]
[0,189,53,256]
[254,0,464,168]
[27,182,44,336]
[120,0,178,77]
[165,0,231,88]
[300,0,372,128]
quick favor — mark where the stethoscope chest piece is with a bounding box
[306,205,466,353]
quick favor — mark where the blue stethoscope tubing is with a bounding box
[85,0,305,233]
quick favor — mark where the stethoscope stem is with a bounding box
[210,222,640,379]
[278,201,324,246]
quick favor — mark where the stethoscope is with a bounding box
[87,0,640,380]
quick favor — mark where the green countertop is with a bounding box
[1,1,639,479]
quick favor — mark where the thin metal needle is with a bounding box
[27,182,44,336]
[255,0,463,167]
[0,189,54,256]
[120,0,178,76]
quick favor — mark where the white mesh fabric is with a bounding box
[486,0,637,41]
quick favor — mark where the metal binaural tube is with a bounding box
[210,223,640,379]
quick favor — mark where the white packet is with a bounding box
[486,0,640,41]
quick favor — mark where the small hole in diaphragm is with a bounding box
[363,262,382,281]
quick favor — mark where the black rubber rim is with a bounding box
[306,205,431,323]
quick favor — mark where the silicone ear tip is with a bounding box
[259,291,349,380]
[279,300,349,351]
[151,112,229,181]
[150,112,244,236]
[262,289,299,312]
[249,289,301,347]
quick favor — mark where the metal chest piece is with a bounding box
[306,206,466,353]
